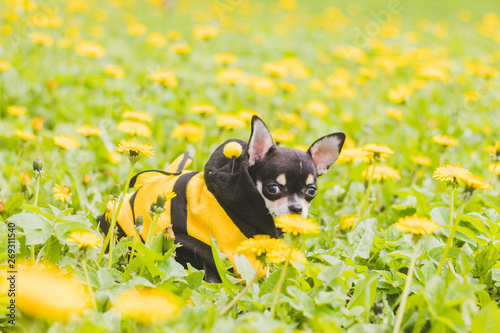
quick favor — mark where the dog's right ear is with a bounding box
[248,116,275,166]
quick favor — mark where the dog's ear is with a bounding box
[248,116,276,166]
[307,133,346,176]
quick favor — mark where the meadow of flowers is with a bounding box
[1,0,500,331]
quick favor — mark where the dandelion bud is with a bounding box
[82,174,90,185]
[111,184,121,199]
[135,216,144,234]
[150,195,167,215]
[33,159,44,178]
[164,227,175,240]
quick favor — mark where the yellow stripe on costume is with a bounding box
[185,173,264,278]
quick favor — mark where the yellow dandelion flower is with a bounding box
[150,69,178,88]
[214,52,237,64]
[7,105,27,117]
[271,129,295,144]
[172,123,202,142]
[463,90,479,102]
[306,100,328,116]
[116,120,151,137]
[20,172,31,186]
[394,215,440,235]
[115,140,155,157]
[0,59,11,72]
[278,80,296,92]
[361,143,394,163]
[32,117,44,132]
[121,110,152,123]
[293,144,308,151]
[17,263,90,322]
[433,164,473,187]
[66,232,101,249]
[114,288,181,325]
[275,214,320,236]
[263,62,288,77]
[238,110,259,122]
[412,155,432,167]
[387,85,413,104]
[75,41,106,58]
[432,134,458,146]
[485,141,500,156]
[267,248,306,268]
[216,114,246,131]
[193,26,219,40]
[462,174,491,191]
[489,163,500,175]
[217,68,244,84]
[109,152,123,164]
[236,235,288,257]
[339,215,357,230]
[77,125,101,137]
[362,165,401,181]
[128,23,147,36]
[30,32,54,46]
[170,43,191,54]
[190,104,216,114]
[167,30,182,40]
[249,77,276,96]
[277,112,305,128]
[53,184,71,203]
[386,108,403,121]
[104,65,125,78]
[54,135,81,150]
[14,129,36,141]
[337,148,363,164]
[147,32,167,47]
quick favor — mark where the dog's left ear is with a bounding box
[248,116,276,167]
[307,133,346,176]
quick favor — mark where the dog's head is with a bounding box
[247,116,345,218]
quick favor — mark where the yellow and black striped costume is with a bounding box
[99,139,278,282]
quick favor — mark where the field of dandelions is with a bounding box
[1,0,500,332]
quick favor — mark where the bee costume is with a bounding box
[99,139,278,282]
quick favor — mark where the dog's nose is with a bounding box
[289,204,302,215]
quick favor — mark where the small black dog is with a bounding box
[99,116,345,281]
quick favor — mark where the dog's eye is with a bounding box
[306,186,317,198]
[266,184,281,195]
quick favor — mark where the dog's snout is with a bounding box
[289,204,303,215]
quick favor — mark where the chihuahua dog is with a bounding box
[248,117,345,219]
[99,116,345,282]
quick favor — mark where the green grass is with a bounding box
[1,0,500,331]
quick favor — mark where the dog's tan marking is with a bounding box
[306,174,314,185]
[276,174,286,186]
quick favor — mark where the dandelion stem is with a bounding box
[393,244,418,333]
[487,160,498,186]
[270,250,291,318]
[97,163,136,266]
[145,213,160,248]
[358,161,378,220]
[32,176,41,264]
[123,233,139,282]
[82,259,96,309]
[436,187,455,276]
[220,263,261,315]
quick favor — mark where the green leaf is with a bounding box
[286,285,315,318]
[317,262,344,287]
[4,194,24,214]
[344,218,376,259]
[209,234,237,295]
[20,204,54,220]
[9,213,54,245]
[347,273,378,310]
[234,253,256,284]
[259,267,296,297]
[471,301,500,333]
